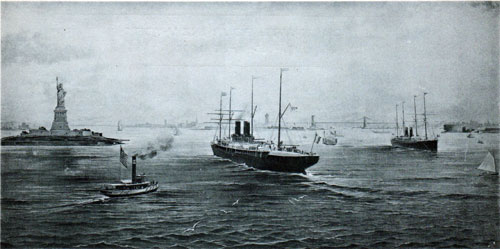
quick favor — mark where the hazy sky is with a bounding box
[1,2,498,127]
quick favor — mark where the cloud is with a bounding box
[1,32,91,65]
[470,1,500,11]
[1,2,498,125]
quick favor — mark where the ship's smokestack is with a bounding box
[244,121,250,136]
[405,127,409,137]
[235,121,241,136]
[132,155,137,183]
[311,115,316,128]
[410,127,414,137]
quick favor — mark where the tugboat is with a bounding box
[391,93,438,151]
[101,147,158,197]
[210,69,319,173]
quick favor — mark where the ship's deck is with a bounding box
[213,140,315,157]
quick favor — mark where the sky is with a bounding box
[1,2,499,127]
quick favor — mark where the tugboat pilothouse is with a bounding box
[210,69,319,173]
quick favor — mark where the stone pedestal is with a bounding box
[50,106,70,132]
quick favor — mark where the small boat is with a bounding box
[478,151,499,176]
[322,130,338,145]
[117,120,123,131]
[173,127,180,136]
[371,129,391,134]
[101,147,159,197]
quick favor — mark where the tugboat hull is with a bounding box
[100,182,159,197]
[211,143,319,173]
[391,138,438,151]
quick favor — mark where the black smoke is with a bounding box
[134,136,174,160]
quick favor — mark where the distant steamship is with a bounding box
[391,93,438,151]
[1,77,126,146]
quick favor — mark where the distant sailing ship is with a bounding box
[173,127,180,136]
[210,69,319,173]
[478,151,499,176]
[391,93,438,151]
[100,147,159,197]
[117,121,123,131]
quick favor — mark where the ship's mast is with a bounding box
[413,95,418,137]
[228,87,233,138]
[219,93,223,141]
[423,92,428,140]
[251,76,256,136]
[278,68,287,149]
[396,104,399,137]
[402,101,405,133]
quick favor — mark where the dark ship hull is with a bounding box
[211,143,319,173]
[1,135,125,146]
[391,137,438,151]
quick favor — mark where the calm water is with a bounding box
[1,127,499,248]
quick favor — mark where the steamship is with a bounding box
[210,69,319,173]
[101,148,158,197]
[391,93,438,151]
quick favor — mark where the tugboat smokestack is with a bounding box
[235,121,241,136]
[244,121,250,136]
[132,155,137,183]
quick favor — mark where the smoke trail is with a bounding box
[134,135,174,160]
[235,104,249,120]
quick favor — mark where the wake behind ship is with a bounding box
[210,69,319,173]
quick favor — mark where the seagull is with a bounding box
[288,199,296,205]
[183,220,202,233]
[219,209,232,214]
[232,199,239,206]
[290,197,300,202]
[298,195,307,199]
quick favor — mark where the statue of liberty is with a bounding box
[56,77,66,107]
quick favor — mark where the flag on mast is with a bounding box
[120,146,128,168]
